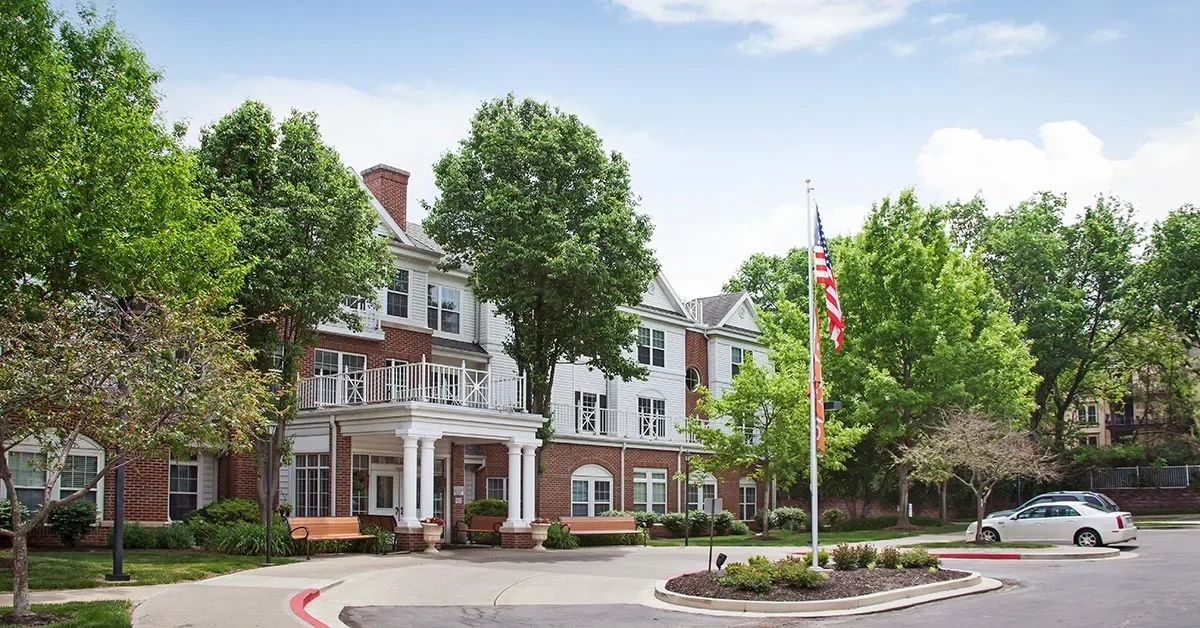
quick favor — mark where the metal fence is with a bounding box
[1088,465,1199,490]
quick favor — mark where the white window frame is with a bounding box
[633,468,668,514]
[168,455,200,522]
[637,327,665,367]
[427,284,462,334]
[2,436,104,516]
[739,479,757,521]
[638,396,667,438]
[343,295,369,311]
[686,475,718,511]
[314,348,367,405]
[293,453,331,517]
[570,464,613,517]
[386,269,410,318]
[350,453,370,515]
[1084,404,1098,425]
[731,347,752,377]
[486,477,508,501]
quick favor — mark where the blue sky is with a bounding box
[91,0,1199,297]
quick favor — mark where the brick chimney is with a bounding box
[361,164,410,229]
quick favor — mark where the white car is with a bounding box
[965,501,1137,547]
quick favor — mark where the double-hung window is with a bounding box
[638,397,667,438]
[686,478,718,511]
[7,449,101,512]
[427,285,461,334]
[1080,404,1098,425]
[9,452,46,511]
[731,347,752,377]
[637,327,665,367]
[386,269,409,318]
[293,453,331,517]
[739,480,757,521]
[168,456,199,521]
[486,477,508,501]
[633,468,667,514]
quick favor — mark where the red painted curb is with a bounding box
[290,588,329,628]
[933,552,1022,560]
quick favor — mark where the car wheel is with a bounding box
[1075,528,1102,547]
[981,528,1001,543]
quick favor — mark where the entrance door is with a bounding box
[368,468,400,516]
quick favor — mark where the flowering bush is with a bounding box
[421,517,446,526]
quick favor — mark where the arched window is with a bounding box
[570,464,613,517]
[685,367,701,392]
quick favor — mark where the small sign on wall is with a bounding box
[453,485,465,496]
[454,496,463,505]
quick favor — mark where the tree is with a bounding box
[0,296,271,618]
[901,410,1059,543]
[723,249,809,313]
[0,2,240,302]
[686,300,869,537]
[1106,324,1199,439]
[830,190,1037,526]
[1145,205,1200,346]
[422,95,660,423]
[196,101,393,522]
[954,193,1141,448]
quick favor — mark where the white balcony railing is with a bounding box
[550,403,717,444]
[298,361,526,413]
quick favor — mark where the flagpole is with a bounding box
[806,179,819,569]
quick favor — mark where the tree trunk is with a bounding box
[939,479,948,524]
[974,493,987,543]
[11,532,31,618]
[897,462,911,527]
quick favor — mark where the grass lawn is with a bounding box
[0,601,131,627]
[912,541,1053,549]
[0,550,294,592]
[646,524,964,547]
[1134,520,1200,528]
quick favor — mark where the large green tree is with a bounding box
[723,249,810,313]
[952,193,1141,448]
[196,101,393,521]
[422,95,660,422]
[830,190,1037,526]
[1145,205,1200,346]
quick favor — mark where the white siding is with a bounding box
[552,362,610,407]
[377,262,425,329]
[426,272,477,344]
[199,453,218,508]
[278,460,292,507]
[725,302,760,333]
[290,423,333,454]
[641,276,679,313]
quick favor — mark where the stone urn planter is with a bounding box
[421,518,445,553]
[530,520,552,551]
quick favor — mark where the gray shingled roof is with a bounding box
[432,336,488,355]
[690,292,746,326]
[405,222,443,253]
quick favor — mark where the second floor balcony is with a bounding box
[298,361,526,413]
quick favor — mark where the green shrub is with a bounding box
[46,500,97,547]
[827,514,942,532]
[900,548,940,569]
[600,509,659,530]
[747,554,773,569]
[160,523,196,549]
[108,522,158,549]
[877,546,903,569]
[577,533,643,547]
[855,543,879,568]
[793,549,830,568]
[729,519,750,535]
[773,507,806,531]
[362,525,394,553]
[821,508,846,528]
[775,558,828,588]
[464,499,507,519]
[719,561,775,593]
[205,520,293,557]
[542,521,578,550]
[831,543,859,570]
[0,498,31,532]
[185,498,260,526]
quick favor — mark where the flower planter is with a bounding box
[421,523,444,553]
[530,522,551,551]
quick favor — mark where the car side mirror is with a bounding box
[1009,514,1019,520]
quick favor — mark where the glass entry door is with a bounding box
[368,466,400,516]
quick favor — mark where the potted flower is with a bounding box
[421,517,446,553]
[529,517,552,551]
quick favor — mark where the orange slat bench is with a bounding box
[287,516,376,559]
[559,516,647,546]
[455,515,507,546]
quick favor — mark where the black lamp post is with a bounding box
[104,459,130,582]
[265,377,281,566]
[683,452,691,548]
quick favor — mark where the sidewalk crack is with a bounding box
[491,572,547,606]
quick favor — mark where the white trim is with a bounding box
[654,273,691,317]
[738,478,758,521]
[633,467,668,514]
[570,464,614,517]
[485,476,508,501]
[168,455,201,522]
[714,293,755,329]
[2,434,105,518]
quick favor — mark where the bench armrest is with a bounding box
[289,525,310,541]
[492,521,502,533]
[560,522,571,534]
[455,520,468,532]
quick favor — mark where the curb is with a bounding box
[290,588,328,628]
[655,570,985,615]
[930,547,1120,561]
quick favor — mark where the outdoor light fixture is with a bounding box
[716,553,727,577]
[823,400,842,411]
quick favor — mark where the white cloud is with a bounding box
[946,21,1053,63]
[928,12,962,25]
[1087,26,1126,45]
[915,117,1200,224]
[611,0,917,54]
[888,41,919,56]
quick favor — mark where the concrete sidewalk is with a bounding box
[0,584,173,607]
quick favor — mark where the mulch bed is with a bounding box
[0,612,67,626]
[666,568,968,602]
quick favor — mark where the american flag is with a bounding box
[814,205,844,351]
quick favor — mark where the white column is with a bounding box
[506,442,523,526]
[420,437,436,520]
[401,436,419,527]
[521,445,536,522]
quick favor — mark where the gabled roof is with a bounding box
[352,169,415,248]
[690,291,746,326]
[404,221,443,253]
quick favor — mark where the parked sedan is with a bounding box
[986,491,1120,519]
[966,501,1137,547]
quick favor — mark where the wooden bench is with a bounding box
[559,516,646,546]
[287,516,376,559]
[455,515,506,546]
